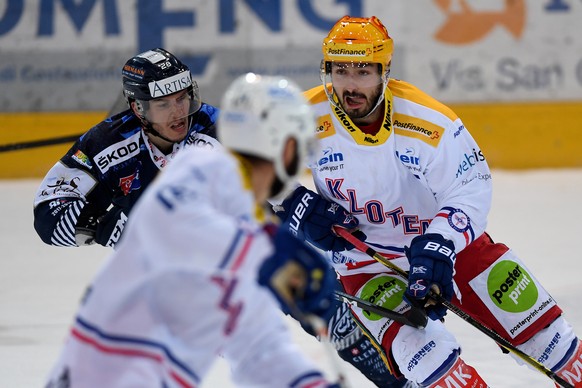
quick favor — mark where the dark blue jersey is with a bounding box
[33,104,220,247]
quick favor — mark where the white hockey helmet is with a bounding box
[218,73,317,188]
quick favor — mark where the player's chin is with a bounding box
[345,107,370,119]
[168,120,188,137]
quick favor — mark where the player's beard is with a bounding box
[339,84,383,120]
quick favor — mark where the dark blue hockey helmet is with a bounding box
[122,48,201,123]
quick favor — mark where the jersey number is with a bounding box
[211,275,243,336]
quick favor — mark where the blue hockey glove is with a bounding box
[403,233,456,321]
[258,228,340,324]
[273,186,365,252]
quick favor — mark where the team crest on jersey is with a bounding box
[447,208,470,232]
[435,206,475,246]
[119,169,141,196]
[316,114,335,139]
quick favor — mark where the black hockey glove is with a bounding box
[404,233,456,321]
[258,228,340,325]
[273,186,365,252]
[94,206,128,248]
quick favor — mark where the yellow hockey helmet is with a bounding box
[322,16,393,75]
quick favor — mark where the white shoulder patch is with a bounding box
[34,161,97,207]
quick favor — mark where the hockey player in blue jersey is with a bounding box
[33,48,220,248]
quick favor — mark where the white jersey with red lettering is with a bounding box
[305,79,492,277]
[303,80,571,385]
[45,147,331,388]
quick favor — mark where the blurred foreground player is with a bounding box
[44,73,342,388]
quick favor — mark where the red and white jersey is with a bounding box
[45,147,330,388]
[305,79,492,276]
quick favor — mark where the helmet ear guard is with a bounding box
[132,99,147,118]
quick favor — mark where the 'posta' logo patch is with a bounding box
[487,260,538,313]
[359,276,406,321]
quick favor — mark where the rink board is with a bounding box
[1,101,582,178]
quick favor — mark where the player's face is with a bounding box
[330,62,383,119]
[147,90,192,142]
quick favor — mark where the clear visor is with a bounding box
[324,61,385,90]
[139,88,201,125]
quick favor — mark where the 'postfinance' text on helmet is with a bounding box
[322,15,393,75]
[321,16,393,117]
[218,73,317,194]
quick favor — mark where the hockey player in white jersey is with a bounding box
[44,73,342,388]
[274,15,582,387]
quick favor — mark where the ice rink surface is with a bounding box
[2,169,582,387]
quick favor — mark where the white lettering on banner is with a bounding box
[2,1,582,110]
[149,71,192,98]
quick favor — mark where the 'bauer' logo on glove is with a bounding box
[404,234,456,321]
[274,186,365,252]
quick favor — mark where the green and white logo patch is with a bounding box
[487,260,538,313]
[359,275,406,321]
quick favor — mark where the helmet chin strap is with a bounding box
[360,91,385,119]
[139,113,194,146]
[141,120,175,144]
[353,68,390,120]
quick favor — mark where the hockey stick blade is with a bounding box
[333,226,574,388]
[335,290,427,329]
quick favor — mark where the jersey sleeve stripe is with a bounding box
[50,201,84,246]
[218,229,255,271]
[73,316,200,387]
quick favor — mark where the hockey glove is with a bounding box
[94,206,128,248]
[404,233,455,321]
[273,186,365,252]
[258,228,340,325]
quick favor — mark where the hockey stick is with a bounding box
[334,290,427,329]
[285,303,350,388]
[333,226,575,388]
[0,90,127,154]
[305,315,351,388]
[0,134,84,153]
